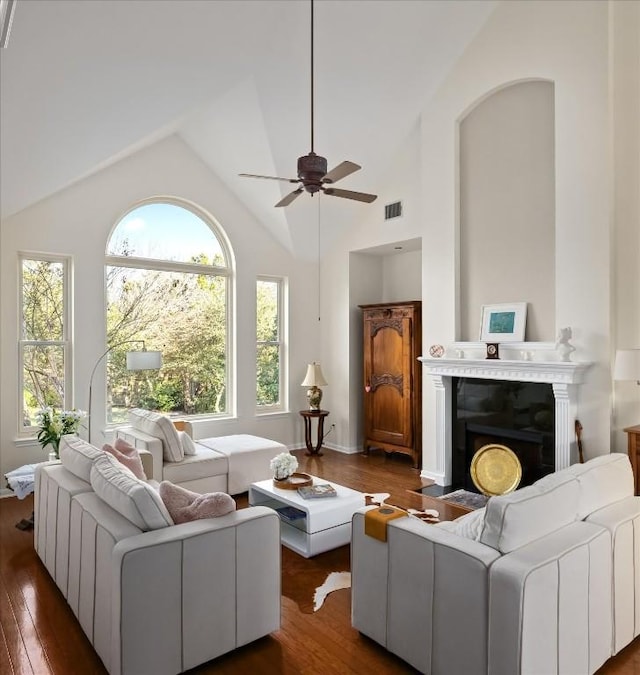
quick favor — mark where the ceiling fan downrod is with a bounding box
[310,0,315,155]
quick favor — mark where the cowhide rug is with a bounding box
[281,544,352,614]
[279,492,439,613]
[313,571,351,612]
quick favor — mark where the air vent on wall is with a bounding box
[384,201,402,220]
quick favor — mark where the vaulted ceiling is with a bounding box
[0,0,496,257]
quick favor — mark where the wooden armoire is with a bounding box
[360,301,422,468]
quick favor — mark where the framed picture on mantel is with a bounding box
[480,302,527,342]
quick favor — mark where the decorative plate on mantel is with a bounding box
[428,344,445,358]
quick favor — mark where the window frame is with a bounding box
[105,198,235,423]
[256,275,287,414]
[18,252,73,437]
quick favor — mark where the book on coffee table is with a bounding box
[297,484,337,499]
[275,505,306,521]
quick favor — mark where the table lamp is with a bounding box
[301,362,328,411]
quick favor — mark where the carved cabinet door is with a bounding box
[362,306,416,451]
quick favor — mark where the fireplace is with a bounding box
[419,357,592,487]
[453,378,555,491]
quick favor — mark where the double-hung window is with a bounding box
[19,254,71,432]
[256,276,286,412]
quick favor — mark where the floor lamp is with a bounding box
[87,340,162,443]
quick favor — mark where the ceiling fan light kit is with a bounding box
[239,0,377,208]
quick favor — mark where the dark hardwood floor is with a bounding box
[1,447,639,674]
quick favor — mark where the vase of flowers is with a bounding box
[35,408,86,459]
[270,452,298,481]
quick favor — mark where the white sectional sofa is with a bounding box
[115,408,287,495]
[34,436,281,675]
[352,453,640,675]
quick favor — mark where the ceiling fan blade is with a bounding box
[322,160,361,184]
[322,187,377,203]
[275,188,304,208]
[239,173,299,183]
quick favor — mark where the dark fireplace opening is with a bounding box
[452,377,555,492]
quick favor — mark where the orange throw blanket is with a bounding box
[364,505,408,541]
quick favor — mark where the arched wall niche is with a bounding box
[457,79,556,342]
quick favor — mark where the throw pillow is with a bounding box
[447,507,486,540]
[128,408,183,462]
[102,439,146,480]
[159,481,236,524]
[178,430,197,456]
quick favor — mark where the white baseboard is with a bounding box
[420,469,446,486]
[322,442,360,454]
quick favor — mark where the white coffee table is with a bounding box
[248,475,366,558]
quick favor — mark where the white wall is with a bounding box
[382,250,422,303]
[0,135,320,479]
[612,0,640,449]
[344,254,383,451]
[459,80,555,342]
[323,0,631,474]
[323,122,424,452]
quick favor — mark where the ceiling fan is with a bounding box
[239,0,377,208]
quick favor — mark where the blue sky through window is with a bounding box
[108,202,225,265]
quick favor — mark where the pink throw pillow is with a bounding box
[159,481,236,524]
[102,439,146,480]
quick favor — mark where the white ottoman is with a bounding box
[197,434,287,494]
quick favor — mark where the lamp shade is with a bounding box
[301,362,328,387]
[613,349,640,382]
[126,350,162,371]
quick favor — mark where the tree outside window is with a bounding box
[20,256,70,430]
[105,201,232,422]
[256,277,285,410]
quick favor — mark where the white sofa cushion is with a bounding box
[198,434,287,494]
[128,408,183,462]
[90,453,173,531]
[179,430,197,456]
[436,507,486,540]
[59,435,105,482]
[567,453,634,518]
[162,445,229,484]
[479,474,579,553]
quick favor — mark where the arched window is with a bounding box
[105,199,233,423]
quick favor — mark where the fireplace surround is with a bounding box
[419,357,592,486]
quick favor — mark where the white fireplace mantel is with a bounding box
[418,357,593,486]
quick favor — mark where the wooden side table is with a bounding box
[300,409,329,456]
[624,425,640,496]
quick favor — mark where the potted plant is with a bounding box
[36,408,86,459]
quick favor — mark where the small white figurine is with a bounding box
[556,327,576,362]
